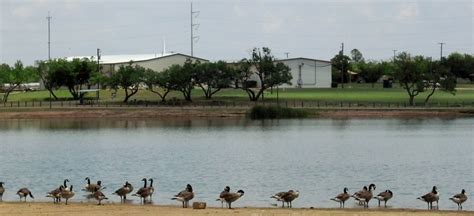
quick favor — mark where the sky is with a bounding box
[0,0,472,65]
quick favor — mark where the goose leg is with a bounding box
[384,200,387,207]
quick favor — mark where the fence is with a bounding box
[1,99,474,109]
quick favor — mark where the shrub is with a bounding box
[248,105,308,119]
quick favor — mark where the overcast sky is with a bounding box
[1,0,472,65]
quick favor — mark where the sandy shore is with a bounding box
[0,202,474,216]
[0,202,472,216]
[0,107,472,119]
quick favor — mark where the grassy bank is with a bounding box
[5,84,474,105]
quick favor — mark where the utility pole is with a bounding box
[190,2,199,56]
[392,50,397,61]
[438,42,445,60]
[46,11,52,60]
[340,42,344,89]
[47,11,52,109]
[96,48,101,102]
[284,52,290,59]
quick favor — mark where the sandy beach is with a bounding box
[0,202,472,216]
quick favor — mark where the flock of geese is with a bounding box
[0,180,469,211]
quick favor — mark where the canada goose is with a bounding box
[216,186,231,208]
[91,188,108,205]
[331,187,350,208]
[352,186,368,206]
[83,177,103,193]
[220,189,244,209]
[353,184,376,208]
[132,178,150,204]
[271,190,299,208]
[417,186,439,210]
[62,179,70,191]
[0,182,5,201]
[114,181,134,201]
[172,184,194,208]
[271,191,287,208]
[46,185,64,204]
[375,190,393,207]
[60,185,75,205]
[17,188,34,202]
[148,178,155,200]
[449,189,467,210]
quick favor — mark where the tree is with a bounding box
[107,62,145,103]
[193,61,236,99]
[359,61,383,88]
[445,53,473,80]
[423,60,456,105]
[66,58,95,99]
[143,68,172,102]
[331,53,351,87]
[36,60,60,100]
[350,49,364,63]
[236,47,292,101]
[165,59,197,102]
[0,61,37,102]
[393,52,427,106]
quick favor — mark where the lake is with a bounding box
[0,117,472,210]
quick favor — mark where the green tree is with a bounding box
[445,53,473,80]
[423,60,456,105]
[331,53,351,87]
[165,59,197,102]
[359,61,383,88]
[143,68,172,102]
[36,60,60,100]
[194,61,236,99]
[393,52,427,106]
[66,58,96,99]
[0,61,36,102]
[350,49,364,63]
[236,47,292,101]
[107,62,145,103]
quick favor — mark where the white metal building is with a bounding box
[68,53,208,75]
[277,57,332,88]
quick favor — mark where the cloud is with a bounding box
[395,2,419,21]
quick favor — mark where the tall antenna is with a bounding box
[46,11,52,60]
[190,2,199,56]
[438,42,445,60]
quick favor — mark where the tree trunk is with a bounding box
[371,82,375,88]
[46,87,58,100]
[409,95,415,106]
[2,85,18,102]
[424,85,437,105]
[123,87,139,103]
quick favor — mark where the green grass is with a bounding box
[5,83,474,105]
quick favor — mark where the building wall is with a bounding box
[101,54,207,75]
[278,59,332,88]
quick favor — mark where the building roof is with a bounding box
[276,57,331,63]
[67,53,208,64]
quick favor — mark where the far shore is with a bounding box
[0,107,473,119]
[0,202,472,216]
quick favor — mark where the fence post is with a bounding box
[17,101,20,107]
[301,101,304,107]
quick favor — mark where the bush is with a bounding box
[248,105,308,119]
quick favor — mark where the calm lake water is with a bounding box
[0,118,472,210]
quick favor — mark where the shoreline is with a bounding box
[0,107,473,119]
[0,202,472,216]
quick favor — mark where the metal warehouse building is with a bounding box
[277,57,332,88]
